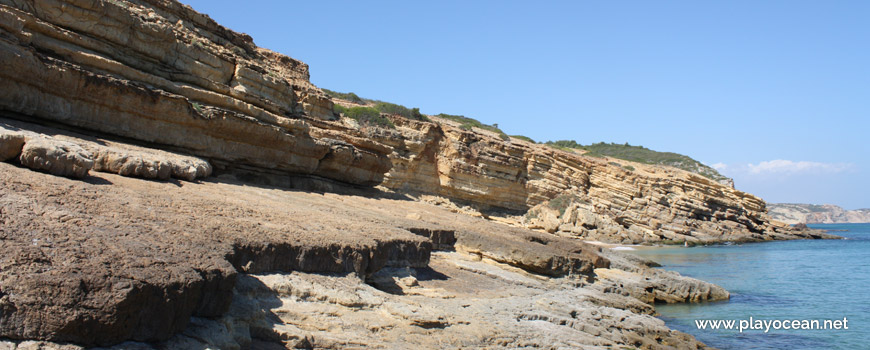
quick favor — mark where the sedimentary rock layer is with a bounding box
[0,0,820,245]
[0,161,723,348]
[371,116,834,243]
[0,0,390,186]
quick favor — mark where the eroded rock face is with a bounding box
[0,1,827,348]
[0,160,726,348]
[0,0,389,186]
[0,119,213,182]
[0,131,25,161]
[0,162,435,346]
[0,0,814,244]
[18,138,94,178]
[373,116,830,244]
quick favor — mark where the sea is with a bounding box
[629,223,869,350]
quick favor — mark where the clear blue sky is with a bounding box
[182,1,868,209]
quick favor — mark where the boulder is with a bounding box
[18,138,94,178]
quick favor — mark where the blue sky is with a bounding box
[181,1,868,209]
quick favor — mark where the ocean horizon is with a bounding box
[631,223,869,349]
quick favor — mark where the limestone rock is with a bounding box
[0,160,725,348]
[369,116,829,244]
[0,129,24,161]
[0,0,390,186]
[18,137,94,178]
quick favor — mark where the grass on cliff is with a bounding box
[510,135,536,143]
[372,102,430,122]
[545,141,728,182]
[342,106,395,129]
[435,113,509,140]
[322,88,366,104]
[324,89,430,122]
[324,89,520,141]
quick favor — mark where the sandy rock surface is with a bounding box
[0,160,724,348]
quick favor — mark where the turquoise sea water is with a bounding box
[630,223,870,350]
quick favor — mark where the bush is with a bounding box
[623,165,635,171]
[510,135,536,143]
[344,107,395,129]
[547,193,582,217]
[542,140,728,182]
[333,104,347,114]
[547,140,582,149]
[322,88,366,104]
[373,102,430,122]
[436,113,507,136]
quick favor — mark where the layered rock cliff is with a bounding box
[363,115,828,244]
[0,0,823,245]
[769,203,870,224]
[0,0,840,348]
[0,0,391,186]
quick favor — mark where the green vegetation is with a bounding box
[372,102,430,122]
[322,88,366,104]
[191,102,203,113]
[435,113,509,139]
[510,135,536,143]
[546,193,586,217]
[622,165,635,171]
[333,104,347,114]
[231,46,246,56]
[323,89,430,122]
[343,106,395,129]
[544,141,729,182]
[548,140,582,149]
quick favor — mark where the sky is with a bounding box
[181,1,868,209]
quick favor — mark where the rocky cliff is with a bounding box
[0,0,823,245]
[363,114,828,244]
[0,0,839,348]
[769,203,870,224]
[0,0,393,186]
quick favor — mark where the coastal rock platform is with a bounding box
[1,155,723,349]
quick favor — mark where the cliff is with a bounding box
[0,0,822,245]
[769,203,870,224]
[0,0,838,348]
[0,0,392,186]
[365,114,828,244]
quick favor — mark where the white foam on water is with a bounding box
[611,246,636,251]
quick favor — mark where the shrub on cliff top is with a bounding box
[510,135,536,143]
[344,106,395,129]
[543,140,729,182]
[333,104,347,114]
[373,102,430,122]
[322,88,366,105]
[436,113,509,139]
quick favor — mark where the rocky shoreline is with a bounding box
[0,152,726,349]
[0,0,839,348]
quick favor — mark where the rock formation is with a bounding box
[768,203,870,224]
[0,0,390,186]
[0,0,841,348]
[1,158,725,349]
[365,115,833,244]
